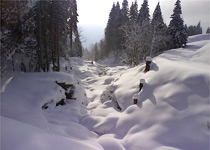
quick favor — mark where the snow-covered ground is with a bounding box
[1,34,209,150]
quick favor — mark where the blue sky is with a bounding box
[77,0,210,48]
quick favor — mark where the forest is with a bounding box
[1,0,208,75]
[1,0,82,75]
[86,0,207,66]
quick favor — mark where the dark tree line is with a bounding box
[1,0,82,75]
[103,0,189,66]
[186,21,202,36]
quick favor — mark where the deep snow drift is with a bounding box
[1,34,210,150]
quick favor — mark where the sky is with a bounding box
[77,0,210,48]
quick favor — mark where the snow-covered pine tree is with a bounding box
[129,0,138,23]
[151,2,164,29]
[168,0,188,48]
[137,0,152,60]
[151,2,170,56]
[138,0,149,25]
[1,1,29,74]
[121,23,142,66]
[120,0,129,23]
[116,0,129,54]
[21,2,40,72]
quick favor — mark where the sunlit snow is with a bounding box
[1,34,209,150]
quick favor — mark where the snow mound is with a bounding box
[1,72,103,150]
[84,34,209,150]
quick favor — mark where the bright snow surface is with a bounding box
[1,34,210,150]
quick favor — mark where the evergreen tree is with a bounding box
[151,2,170,56]
[120,0,129,23]
[121,23,142,66]
[138,0,152,60]
[151,2,164,29]
[50,0,61,71]
[187,25,197,36]
[129,1,138,22]
[206,27,210,34]
[105,3,117,55]
[138,0,150,24]
[93,43,99,62]
[186,22,202,36]
[114,2,123,55]
[1,1,29,74]
[1,0,82,76]
[196,21,202,34]
[168,0,188,48]
[73,30,83,57]
[117,0,129,53]
[98,39,106,60]
[68,0,79,51]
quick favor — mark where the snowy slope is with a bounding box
[1,72,103,150]
[1,34,209,150]
[81,34,210,150]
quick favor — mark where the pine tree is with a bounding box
[73,30,83,57]
[168,0,188,48]
[206,27,210,34]
[1,0,82,75]
[21,3,39,72]
[129,1,138,22]
[114,1,123,55]
[138,0,150,24]
[93,43,99,62]
[1,1,29,74]
[187,22,203,36]
[151,2,164,29]
[196,21,202,34]
[120,0,129,23]
[105,3,117,55]
[138,0,152,60]
[151,2,170,56]
[68,0,79,51]
[121,23,142,66]
[116,0,129,54]
[98,39,106,60]
[67,0,82,57]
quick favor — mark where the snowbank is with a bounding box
[1,34,209,150]
[82,34,210,150]
[1,72,103,150]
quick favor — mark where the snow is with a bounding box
[1,34,210,150]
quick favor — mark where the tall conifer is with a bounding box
[168,0,188,48]
[151,2,170,56]
[138,0,149,24]
[129,1,138,22]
